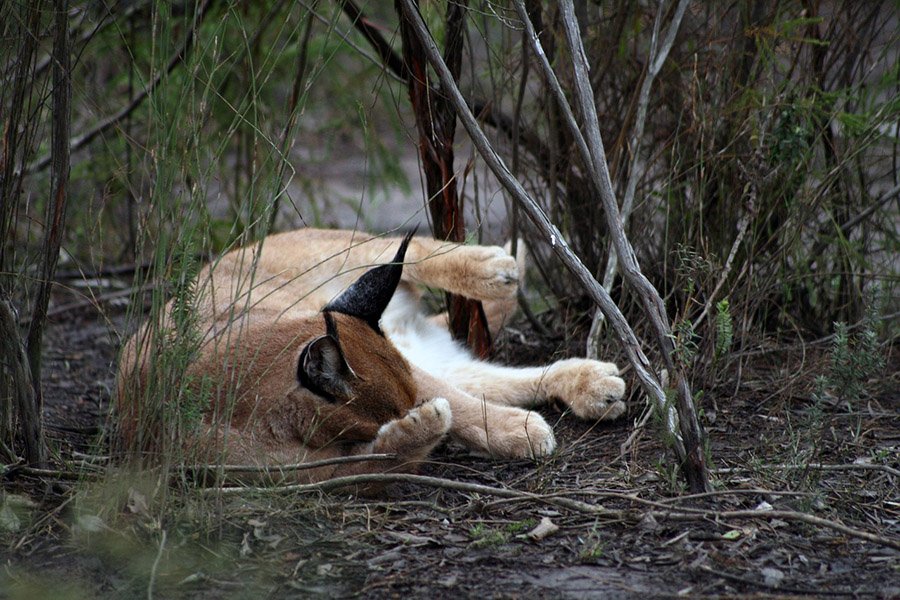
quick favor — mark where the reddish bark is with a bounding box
[396,0,491,358]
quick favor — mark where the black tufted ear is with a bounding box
[297,330,355,402]
[324,230,415,334]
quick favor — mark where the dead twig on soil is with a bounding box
[714,462,900,479]
[7,465,102,480]
[201,471,900,550]
[7,455,402,483]
[183,453,399,474]
[696,564,853,596]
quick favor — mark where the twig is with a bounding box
[340,0,407,79]
[20,2,71,470]
[338,1,553,180]
[513,0,684,429]
[53,261,154,280]
[599,0,690,292]
[512,0,710,490]
[654,488,814,504]
[696,564,852,596]
[183,453,399,474]
[397,0,493,357]
[589,0,691,353]
[201,471,900,549]
[6,464,101,480]
[0,3,42,285]
[557,0,709,492]
[207,473,629,529]
[617,405,654,460]
[618,368,668,459]
[0,300,42,465]
[268,0,314,232]
[714,463,900,479]
[694,162,760,329]
[838,181,900,234]
[25,0,149,82]
[15,282,160,325]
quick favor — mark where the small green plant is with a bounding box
[654,455,685,494]
[469,522,509,548]
[579,522,605,562]
[817,309,886,405]
[504,518,537,535]
[672,319,699,368]
[782,387,826,493]
[714,299,733,360]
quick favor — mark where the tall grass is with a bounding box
[0,0,413,517]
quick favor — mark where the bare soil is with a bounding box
[1,278,898,599]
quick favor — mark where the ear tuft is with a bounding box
[324,230,415,334]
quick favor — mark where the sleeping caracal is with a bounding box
[117,229,626,482]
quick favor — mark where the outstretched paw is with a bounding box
[545,359,627,421]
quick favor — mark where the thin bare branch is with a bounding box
[510,1,690,467]
[26,0,212,174]
[202,471,900,550]
[0,300,42,465]
[593,0,690,338]
[556,0,708,491]
[184,453,399,474]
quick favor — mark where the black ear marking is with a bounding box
[324,229,416,334]
[297,333,355,402]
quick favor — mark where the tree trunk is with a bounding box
[22,0,71,467]
[396,0,492,358]
[0,300,43,466]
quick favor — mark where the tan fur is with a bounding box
[116,228,626,482]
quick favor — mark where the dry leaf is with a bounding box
[527,516,559,541]
[0,503,21,533]
[126,488,149,516]
[75,514,105,533]
[240,531,252,557]
[761,567,784,587]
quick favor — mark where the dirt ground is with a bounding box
[1,277,898,599]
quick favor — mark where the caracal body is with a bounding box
[117,229,626,483]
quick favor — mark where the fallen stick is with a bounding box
[199,471,900,550]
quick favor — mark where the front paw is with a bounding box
[546,359,626,421]
[377,397,452,453]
